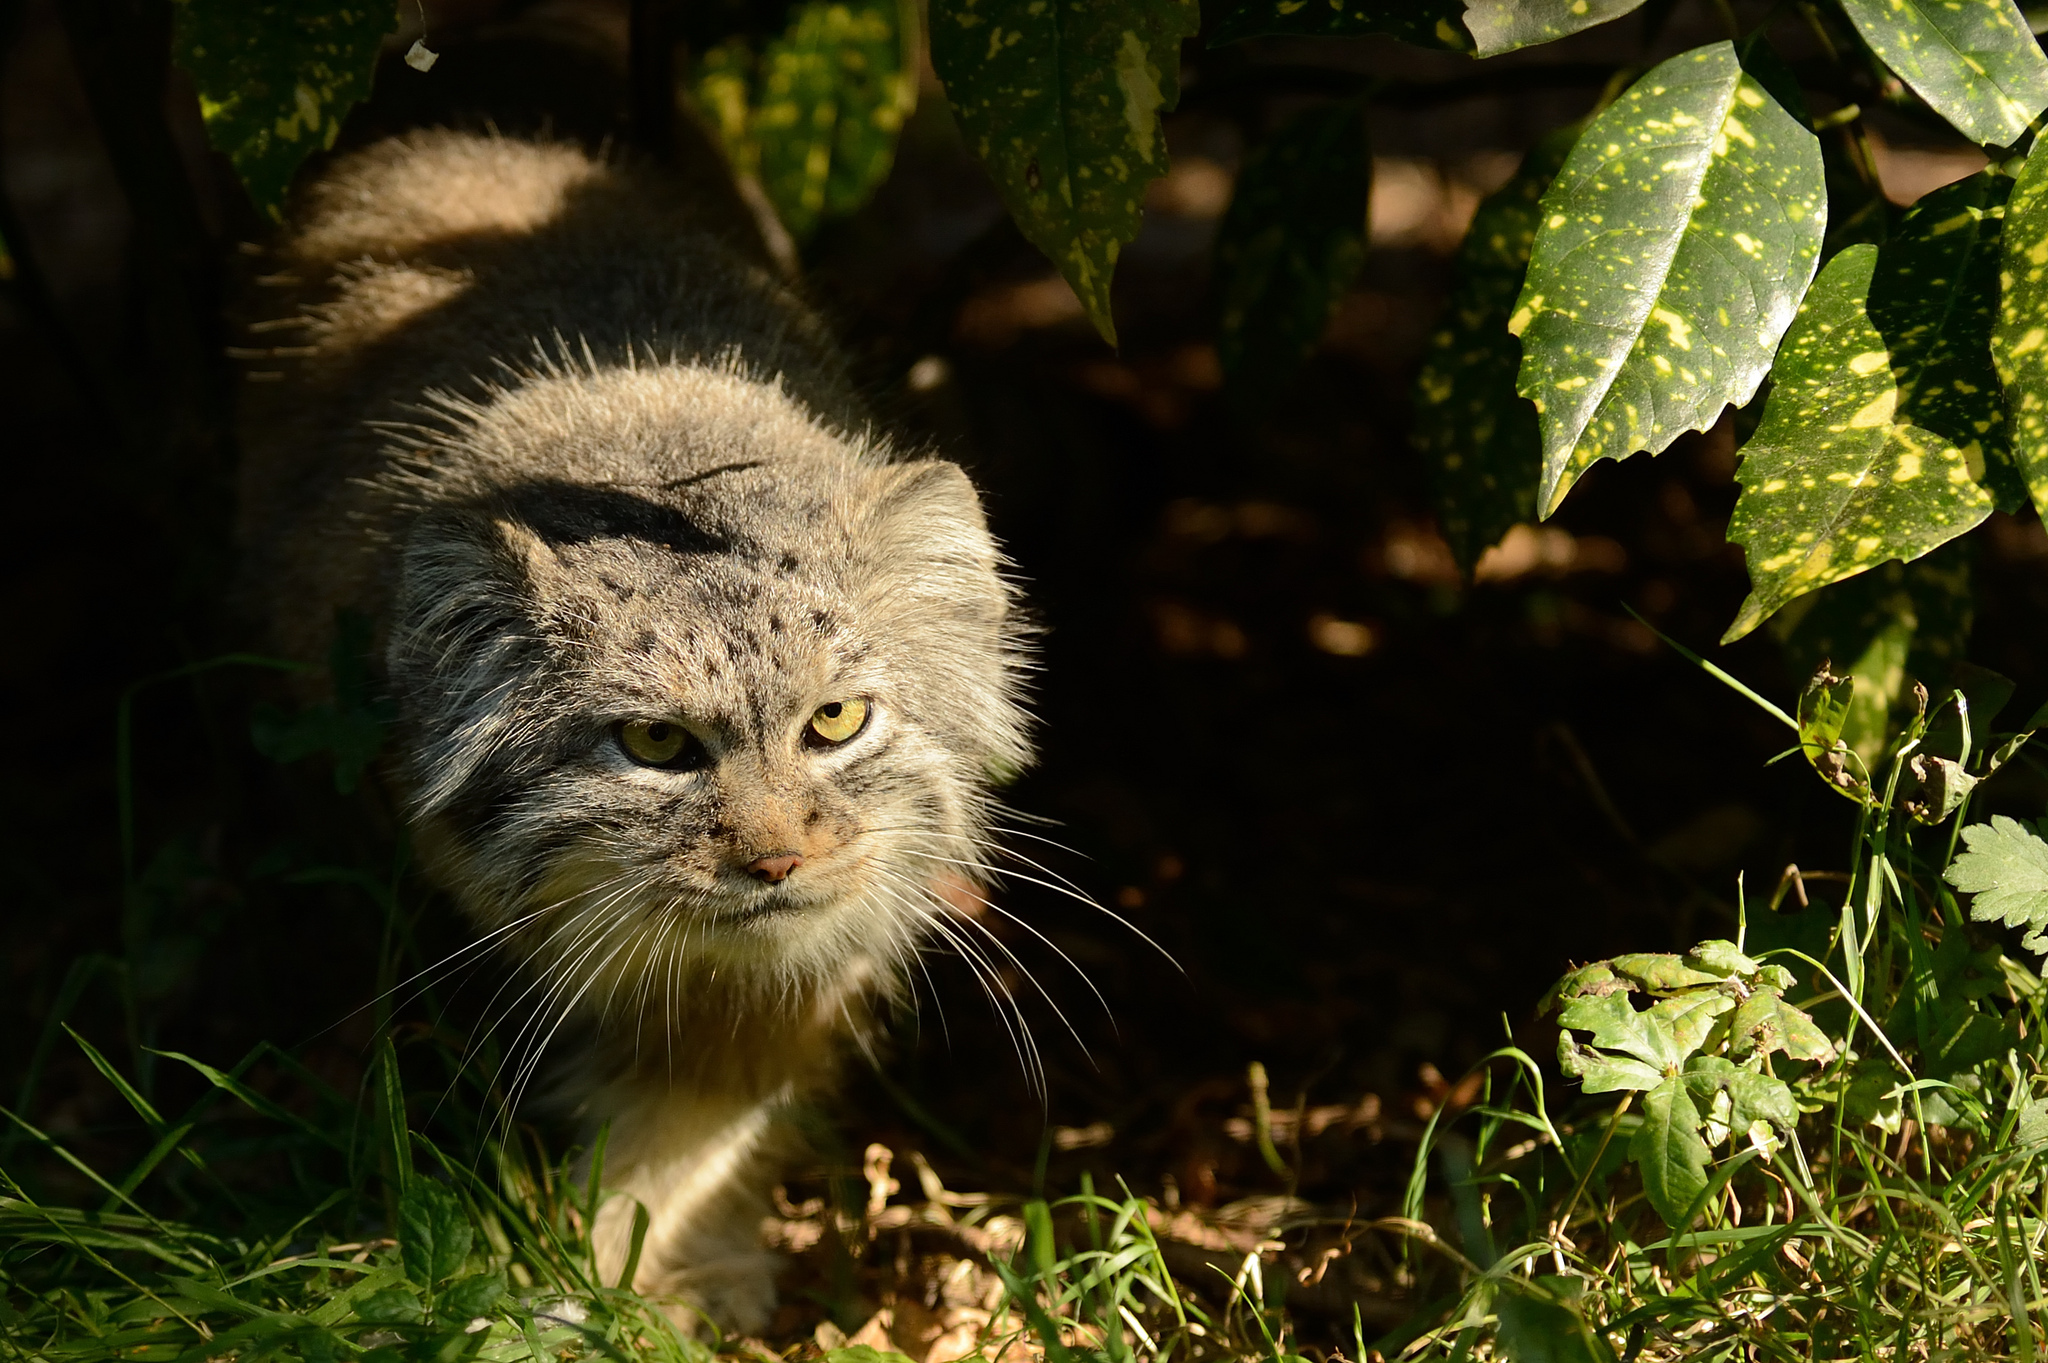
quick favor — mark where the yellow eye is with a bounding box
[619,719,692,767]
[807,698,869,746]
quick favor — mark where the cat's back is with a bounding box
[236,128,864,663]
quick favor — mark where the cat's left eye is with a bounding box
[806,698,869,747]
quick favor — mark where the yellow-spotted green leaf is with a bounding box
[1871,171,2026,509]
[1213,101,1368,403]
[932,0,1199,346]
[1463,0,1648,58]
[1414,126,1577,570]
[1993,131,2048,520]
[1512,43,1826,517]
[690,37,755,163]
[1837,0,2048,148]
[1771,543,1975,769]
[757,0,919,239]
[1209,0,1469,51]
[1723,170,2017,642]
[1735,29,1811,130]
[1946,815,2048,954]
[686,0,918,242]
[173,0,393,218]
[1629,1075,1711,1228]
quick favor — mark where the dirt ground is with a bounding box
[6,0,2048,1347]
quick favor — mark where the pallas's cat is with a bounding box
[237,129,1030,1328]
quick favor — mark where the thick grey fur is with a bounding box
[236,129,1033,1329]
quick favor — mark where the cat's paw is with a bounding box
[637,1249,779,1337]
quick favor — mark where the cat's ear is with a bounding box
[858,460,1003,591]
[857,459,1030,772]
[386,508,570,819]
[388,509,560,717]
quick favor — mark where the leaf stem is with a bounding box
[1551,1091,1633,1238]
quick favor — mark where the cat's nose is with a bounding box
[746,853,803,883]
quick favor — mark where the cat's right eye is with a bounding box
[618,719,698,769]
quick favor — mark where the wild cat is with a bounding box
[235,127,1031,1329]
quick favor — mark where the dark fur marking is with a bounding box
[654,461,766,489]
[500,481,732,555]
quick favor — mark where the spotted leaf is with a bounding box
[1414,125,1577,570]
[749,0,919,240]
[173,0,392,218]
[932,0,1199,346]
[1723,174,2015,641]
[1209,0,1469,50]
[1463,0,1649,58]
[1869,170,2026,510]
[1512,43,1826,517]
[1837,0,2048,148]
[1213,101,1368,404]
[1993,131,2048,521]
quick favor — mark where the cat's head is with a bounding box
[384,411,1030,1036]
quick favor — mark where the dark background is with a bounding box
[5,0,2047,1238]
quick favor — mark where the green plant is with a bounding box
[157,0,2048,700]
[1384,653,2048,1359]
[28,0,2048,1357]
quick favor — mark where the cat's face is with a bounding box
[385,460,1029,1033]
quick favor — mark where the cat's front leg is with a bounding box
[586,1081,793,1335]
